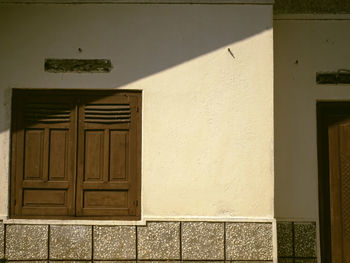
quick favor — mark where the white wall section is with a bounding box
[274,18,350,220]
[0,4,274,219]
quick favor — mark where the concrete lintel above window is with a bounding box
[0,0,274,4]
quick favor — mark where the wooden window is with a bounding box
[10,89,141,220]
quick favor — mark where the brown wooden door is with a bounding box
[75,93,140,218]
[11,92,77,217]
[318,102,350,263]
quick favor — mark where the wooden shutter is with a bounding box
[76,92,141,219]
[10,90,141,220]
[11,91,77,218]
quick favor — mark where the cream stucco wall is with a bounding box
[274,16,350,220]
[0,4,274,220]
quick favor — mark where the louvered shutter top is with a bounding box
[24,103,71,123]
[84,104,131,123]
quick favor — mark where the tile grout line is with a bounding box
[48,224,50,261]
[180,221,182,261]
[292,222,295,263]
[3,224,6,260]
[223,222,226,261]
[135,224,138,261]
[91,225,94,262]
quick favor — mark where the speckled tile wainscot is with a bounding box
[50,261,92,263]
[182,222,224,260]
[8,261,48,263]
[49,225,92,260]
[295,259,317,263]
[95,261,136,263]
[6,225,48,260]
[277,222,293,257]
[226,261,273,263]
[0,222,4,259]
[278,259,294,263]
[94,226,136,260]
[226,222,273,260]
[294,222,317,258]
[137,222,180,260]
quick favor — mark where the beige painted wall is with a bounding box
[0,4,274,220]
[274,17,350,220]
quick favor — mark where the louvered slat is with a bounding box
[24,103,71,123]
[84,104,131,123]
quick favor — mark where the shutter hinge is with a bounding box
[134,200,139,207]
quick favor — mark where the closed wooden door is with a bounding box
[318,102,350,263]
[328,117,350,263]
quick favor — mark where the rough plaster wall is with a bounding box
[274,19,350,220]
[0,4,274,219]
[274,0,350,14]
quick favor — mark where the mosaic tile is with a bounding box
[49,225,92,260]
[94,226,136,260]
[294,222,317,257]
[50,261,91,263]
[0,223,4,259]
[137,222,180,260]
[182,222,224,260]
[277,222,293,257]
[226,222,273,260]
[6,225,48,260]
[8,261,48,263]
[95,261,136,263]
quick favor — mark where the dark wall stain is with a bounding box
[45,59,112,73]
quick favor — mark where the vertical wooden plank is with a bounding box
[135,93,142,217]
[104,129,110,183]
[84,130,104,181]
[23,129,44,180]
[42,128,49,183]
[49,129,68,181]
[328,123,343,263]
[339,123,350,263]
[76,102,85,216]
[67,103,77,216]
[15,128,25,216]
[110,131,127,180]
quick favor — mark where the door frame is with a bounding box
[317,101,350,263]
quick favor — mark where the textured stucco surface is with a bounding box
[0,4,273,220]
[274,19,350,221]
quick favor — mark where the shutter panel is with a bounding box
[76,92,141,218]
[11,91,76,217]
